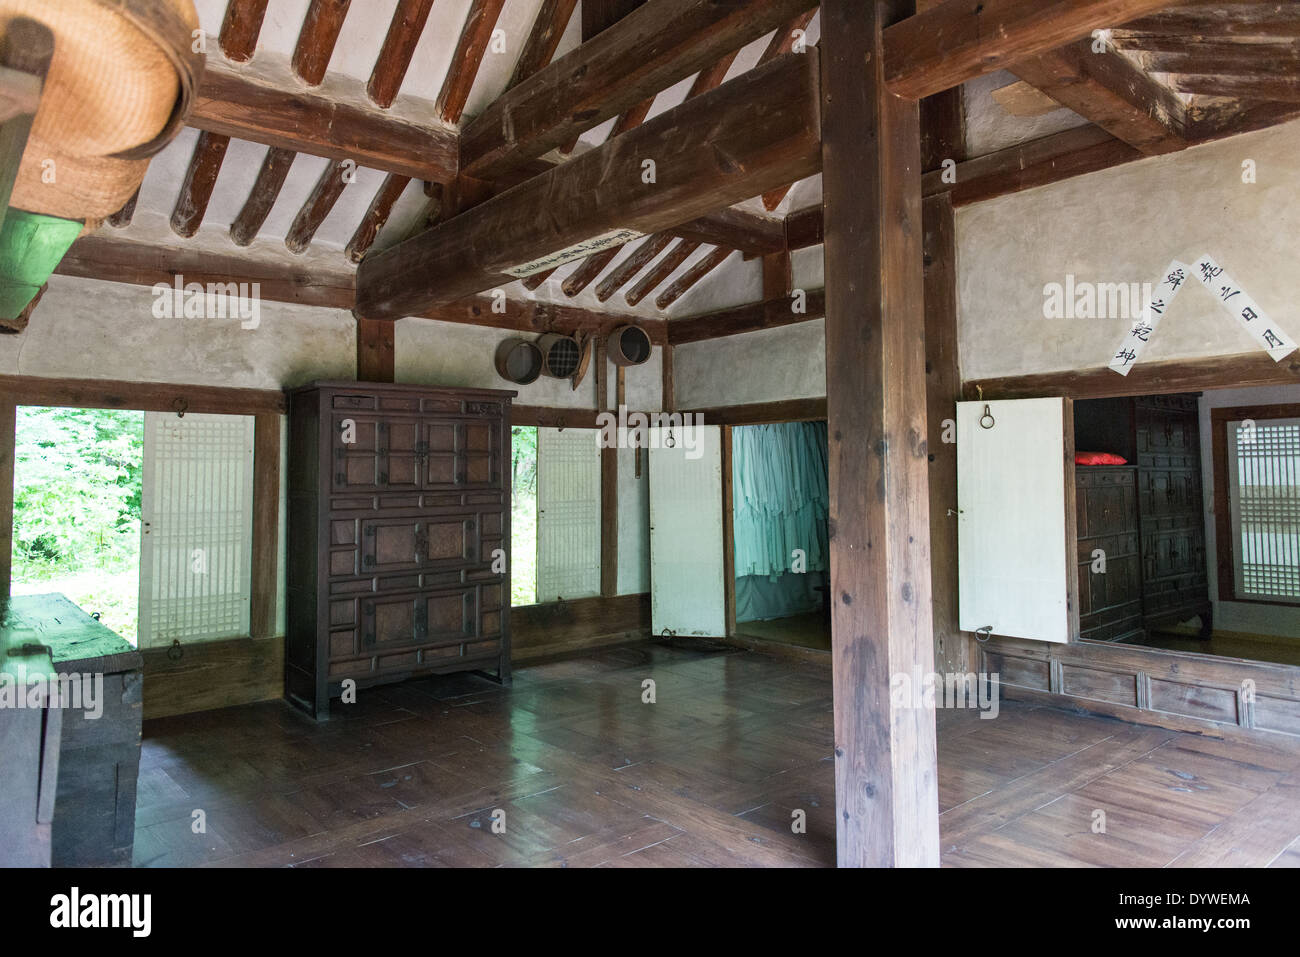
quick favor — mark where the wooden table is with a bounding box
[1,593,143,866]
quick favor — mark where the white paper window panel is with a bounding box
[648,425,726,638]
[537,427,602,602]
[1228,418,1300,604]
[138,412,255,648]
[957,398,1071,643]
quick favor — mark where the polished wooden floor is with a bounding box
[134,638,1300,867]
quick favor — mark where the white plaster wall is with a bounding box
[674,319,825,409]
[396,317,664,410]
[1198,385,1300,639]
[617,446,650,595]
[0,275,356,387]
[959,118,1300,381]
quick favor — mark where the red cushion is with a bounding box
[1075,451,1128,466]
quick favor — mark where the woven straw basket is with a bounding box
[0,0,203,222]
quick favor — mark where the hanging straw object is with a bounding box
[0,0,203,223]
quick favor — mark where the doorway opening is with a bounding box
[729,420,831,652]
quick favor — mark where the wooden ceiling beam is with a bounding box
[1115,5,1300,40]
[668,288,824,343]
[284,160,353,254]
[292,0,353,86]
[437,0,508,125]
[357,49,822,318]
[1174,74,1300,102]
[191,58,458,183]
[459,0,820,181]
[1009,39,1188,154]
[882,0,1190,100]
[409,297,667,343]
[230,147,297,246]
[1139,42,1300,75]
[562,249,620,296]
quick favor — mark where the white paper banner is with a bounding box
[504,228,645,278]
[1108,260,1192,376]
[1191,255,1297,362]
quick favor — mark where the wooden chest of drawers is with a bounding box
[285,382,515,720]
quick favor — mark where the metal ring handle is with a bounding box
[979,404,995,430]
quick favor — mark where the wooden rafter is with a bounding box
[594,232,675,301]
[292,0,353,86]
[1174,74,1300,102]
[626,240,699,306]
[357,49,821,317]
[507,0,580,91]
[460,0,819,180]
[655,246,735,309]
[562,249,621,297]
[106,186,140,229]
[1115,5,1300,39]
[521,266,560,290]
[219,0,270,63]
[170,131,230,238]
[367,0,437,109]
[345,173,412,263]
[436,0,507,125]
[285,159,352,254]
[223,1,355,248]
[1138,42,1300,76]
[882,0,1189,100]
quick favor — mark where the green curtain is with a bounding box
[732,422,829,621]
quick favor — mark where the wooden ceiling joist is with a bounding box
[346,173,411,263]
[367,0,437,109]
[506,0,580,91]
[1115,5,1300,40]
[655,245,735,309]
[1174,74,1300,103]
[562,249,621,297]
[626,240,700,306]
[170,131,230,238]
[292,0,353,86]
[285,160,352,254]
[521,266,560,290]
[230,147,297,247]
[436,0,508,125]
[412,296,667,343]
[357,49,822,318]
[882,0,1190,100]
[459,0,820,181]
[218,0,270,63]
[1139,42,1300,76]
[219,1,355,249]
[106,187,140,229]
[1009,39,1188,154]
[594,232,675,301]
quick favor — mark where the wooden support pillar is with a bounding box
[356,318,395,382]
[598,340,619,597]
[822,0,939,868]
[249,413,280,640]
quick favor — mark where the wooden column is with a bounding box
[822,0,939,868]
[249,413,281,640]
[598,341,619,597]
[356,318,395,382]
[920,35,968,676]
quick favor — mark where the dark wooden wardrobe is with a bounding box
[1074,393,1212,643]
[286,382,515,720]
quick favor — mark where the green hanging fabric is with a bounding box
[732,422,829,622]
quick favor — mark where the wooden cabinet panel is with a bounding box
[287,383,515,720]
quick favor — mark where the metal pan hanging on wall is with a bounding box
[608,324,653,367]
[536,333,582,378]
[494,338,544,385]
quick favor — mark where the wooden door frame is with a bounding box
[1210,402,1300,606]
